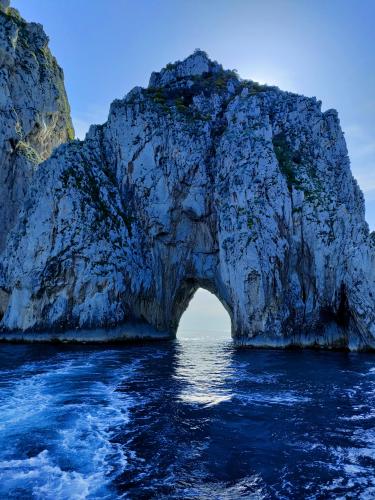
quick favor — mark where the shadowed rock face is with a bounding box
[1,49,375,349]
[0,4,73,253]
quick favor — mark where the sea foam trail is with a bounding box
[0,350,141,499]
[0,340,375,499]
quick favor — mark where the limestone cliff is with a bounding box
[1,49,375,349]
[0,2,73,252]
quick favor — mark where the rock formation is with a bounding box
[0,42,374,349]
[0,2,10,11]
[0,3,73,252]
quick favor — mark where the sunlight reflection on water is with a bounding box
[175,329,234,407]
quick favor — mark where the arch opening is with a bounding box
[177,288,232,340]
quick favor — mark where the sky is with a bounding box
[11,0,375,335]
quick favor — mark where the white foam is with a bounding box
[0,450,94,500]
[0,350,142,499]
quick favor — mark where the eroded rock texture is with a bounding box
[1,49,375,349]
[0,4,73,252]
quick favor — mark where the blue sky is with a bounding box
[12,0,375,333]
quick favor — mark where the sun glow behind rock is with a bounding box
[242,66,297,94]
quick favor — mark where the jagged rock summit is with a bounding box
[1,47,375,349]
[149,50,224,87]
[0,1,10,12]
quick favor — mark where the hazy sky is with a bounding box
[12,0,375,334]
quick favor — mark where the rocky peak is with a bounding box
[0,1,10,13]
[149,49,224,88]
[141,50,246,124]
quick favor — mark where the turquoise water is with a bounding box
[0,331,374,499]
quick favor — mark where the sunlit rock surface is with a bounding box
[1,48,375,349]
[0,4,73,254]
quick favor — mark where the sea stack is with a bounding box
[0,46,374,350]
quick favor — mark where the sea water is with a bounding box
[0,330,374,499]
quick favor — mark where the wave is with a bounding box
[0,349,142,499]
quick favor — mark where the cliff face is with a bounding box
[1,48,375,349]
[0,3,73,252]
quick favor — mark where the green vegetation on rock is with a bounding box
[272,133,300,190]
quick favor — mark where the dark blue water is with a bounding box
[0,331,374,499]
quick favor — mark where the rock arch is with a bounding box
[1,51,375,350]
